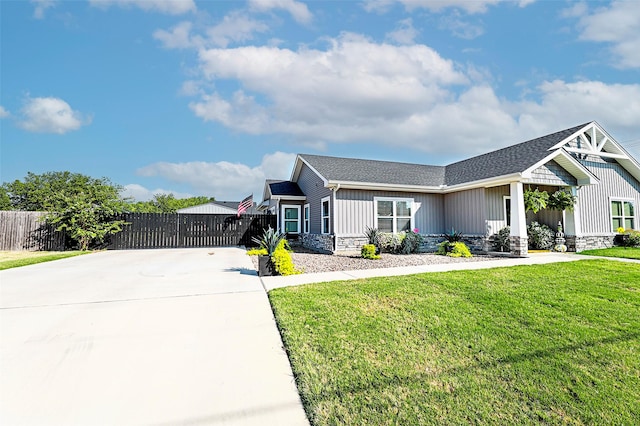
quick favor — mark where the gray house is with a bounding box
[259,122,640,256]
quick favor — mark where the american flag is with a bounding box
[237,194,253,216]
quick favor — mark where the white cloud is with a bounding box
[206,11,270,48]
[439,14,485,39]
[571,0,640,69]
[248,0,312,24]
[89,0,196,15]
[18,97,90,134]
[364,0,526,15]
[136,152,296,201]
[0,106,10,118]
[154,13,269,50]
[386,18,419,45]
[153,21,200,49]
[120,184,194,202]
[515,80,640,136]
[31,0,56,19]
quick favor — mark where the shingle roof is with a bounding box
[444,123,590,185]
[268,180,305,197]
[298,154,446,187]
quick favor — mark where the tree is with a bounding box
[1,171,127,250]
[126,194,214,213]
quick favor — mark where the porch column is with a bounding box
[563,186,584,251]
[509,182,528,257]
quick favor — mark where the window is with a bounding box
[374,197,413,233]
[503,196,511,227]
[281,205,300,234]
[321,197,330,234]
[611,199,635,231]
[303,204,310,234]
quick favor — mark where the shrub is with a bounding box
[379,232,405,253]
[618,229,640,248]
[448,242,472,257]
[271,241,301,275]
[246,248,268,256]
[628,231,640,248]
[400,229,422,254]
[527,221,554,250]
[361,244,381,259]
[494,226,511,252]
[436,241,472,258]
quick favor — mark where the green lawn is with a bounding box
[0,251,89,270]
[269,260,640,425]
[580,246,640,260]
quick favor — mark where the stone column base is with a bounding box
[510,236,528,257]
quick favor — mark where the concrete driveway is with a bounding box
[0,248,308,426]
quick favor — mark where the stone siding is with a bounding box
[301,233,334,253]
[566,234,615,252]
[333,233,486,253]
[510,236,528,257]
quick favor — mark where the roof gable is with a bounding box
[444,123,590,186]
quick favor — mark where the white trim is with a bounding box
[269,195,307,201]
[303,203,310,234]
[373,196,415,233]
[610,197,636,231]
[281,204,301,234]
[291,155,329,186]
[321,196,330,235]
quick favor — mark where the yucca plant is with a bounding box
[252,226,285,257]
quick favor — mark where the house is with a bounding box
[177,200,261,215]
[259,122,640,256]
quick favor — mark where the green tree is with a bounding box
[1,171,127,250]
[126,194,214,213]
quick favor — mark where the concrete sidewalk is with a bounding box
[0,248,309,426]
[261,252,639,291]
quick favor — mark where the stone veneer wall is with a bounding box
[332,233,486,254]
[312,232,617,255]
[301,233,334,254]
[510,236,528,257]
[565,234,615,252]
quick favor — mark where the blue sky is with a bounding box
[1,0,639,202]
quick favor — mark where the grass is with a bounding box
[269,260,640,425]
[580,246,640,260]
[0,250,89,270]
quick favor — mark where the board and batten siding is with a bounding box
[444,188,486,235]
[296,163,332,234]
[484,185,510,236]
[578,159,640,234]
[334,189,444,236]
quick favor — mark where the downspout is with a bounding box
[331,184,340,252]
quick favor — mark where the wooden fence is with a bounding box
[107,213,277,250]
[0,211,66,251]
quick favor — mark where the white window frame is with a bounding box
[281,204,301,234]
[373,197,414,233]
[303,204,310,234]
[503,196,511,227]
[321,196,330,234]
[610,197,636,231]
